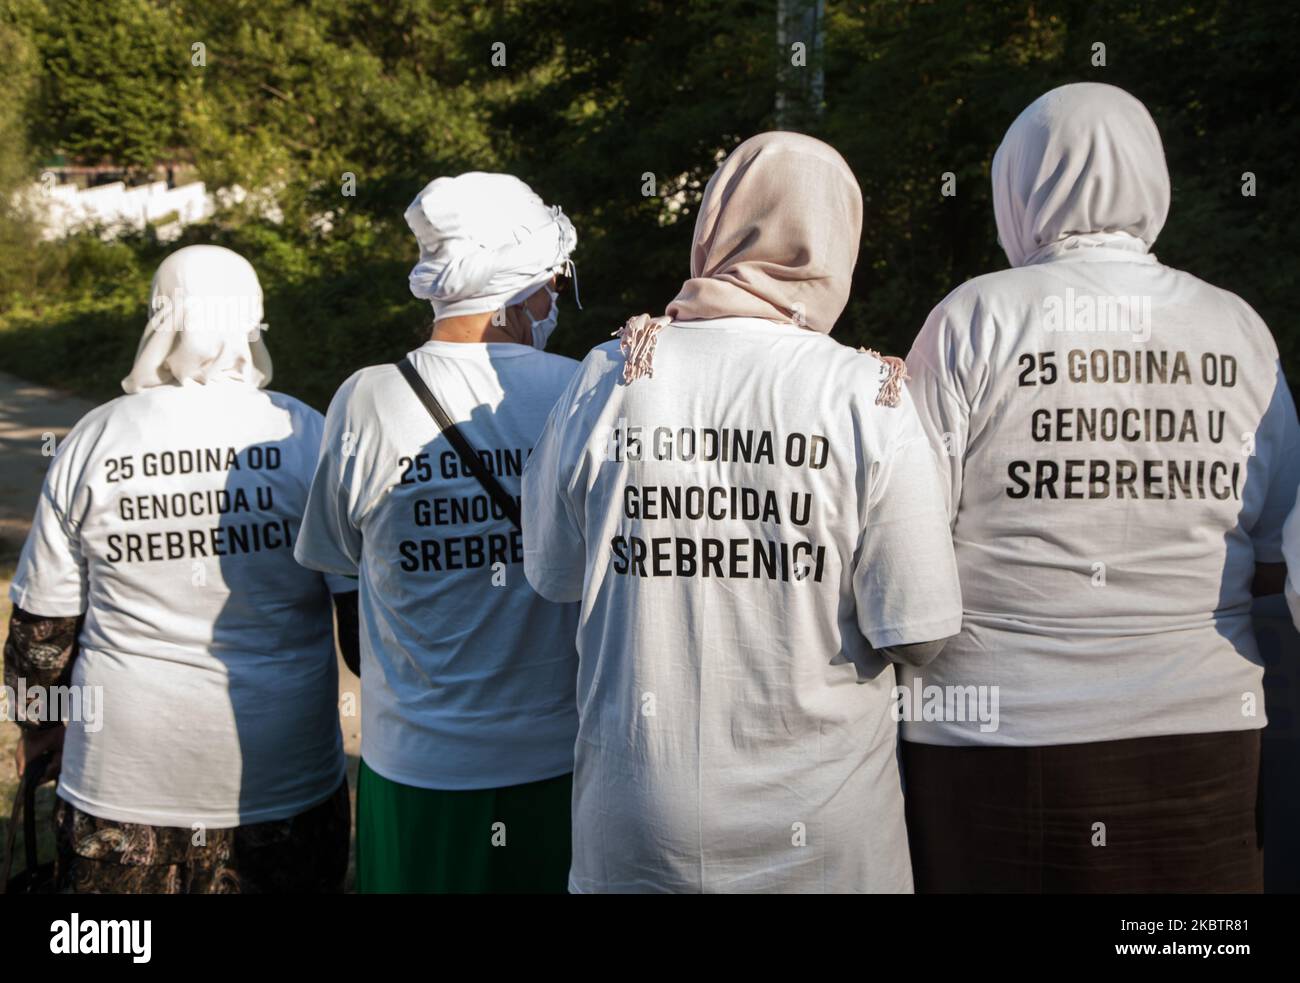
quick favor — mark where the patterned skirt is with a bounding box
[55,779,351,894]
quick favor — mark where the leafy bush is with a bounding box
[1,0,1296,410]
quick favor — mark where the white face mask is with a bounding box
[525,285,560,350]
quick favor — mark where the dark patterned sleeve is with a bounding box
[3,607,82,731]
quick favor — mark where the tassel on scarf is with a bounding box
[614,314,669,384]
[861,348,909,408]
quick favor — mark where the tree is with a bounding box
[32,0,187,168]
[0,0,44,303]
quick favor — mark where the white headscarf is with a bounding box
[992,82,1171,268]
[404,172,577,319]
[122,245,272,394]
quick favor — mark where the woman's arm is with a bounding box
[5,606,83,776]
[332,591,360,676]
[1252,562,1287,597]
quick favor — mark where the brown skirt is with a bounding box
[901,729,1264,893]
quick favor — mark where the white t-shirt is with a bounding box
[522,317,963,893]
[10,382,347,827]
[904,250,1300,746]
[1283,485,1300,631]
[294,341,581,790]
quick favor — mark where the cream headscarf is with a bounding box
[992,82,1171,268]
[617,131,875,387]
[668,131,862,332]
[122,245,272,394]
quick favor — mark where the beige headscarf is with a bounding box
[616,132,902,401]
[667,131,862,331]
[122,245,272,394]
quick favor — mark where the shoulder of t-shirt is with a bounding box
[807,333,907,395]
[262,388,326,425]
[583,326,896,402]
[933,265,1050,319]
[342,362,401,391]
[325,362,401,417]
[52,395,128,459]
[518,348,583,393]
[582,338,624,366]
[522,339,620,421]
[914,265,1072,377]
[528,349,581,371]
[783,338,923,449]
[36,393,151,489]
[1159,264,1280,356]
[565,339,625,387]
[842,348,929,444]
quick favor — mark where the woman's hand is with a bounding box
[15,725,65,781]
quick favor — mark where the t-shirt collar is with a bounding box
[413,339,538,359]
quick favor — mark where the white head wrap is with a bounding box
[992,82,1171,268]
[404,172,577,319]
[122,245,272,394]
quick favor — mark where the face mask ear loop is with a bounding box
[549,203,582,312]
[565,258,583,311]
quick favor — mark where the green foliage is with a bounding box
[820,0,1300,370]
[0,1,44,303]
[0,0,1297,408]
[31,0,188,168]
[0,222,425,409]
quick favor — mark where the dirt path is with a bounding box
[0,371,97,563]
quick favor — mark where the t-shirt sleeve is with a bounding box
[294,383,364,579]
[324,572,359,593]
[905,302,969,523]
[852,392,964,649]
[9,425,93,618]
[1250,363,1300,563]
[1283,484,1300,631]
[522,372,588,603]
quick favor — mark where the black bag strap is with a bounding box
[395,357,522,530]
[2,749,53,894]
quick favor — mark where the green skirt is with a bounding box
[356,759,572,893]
